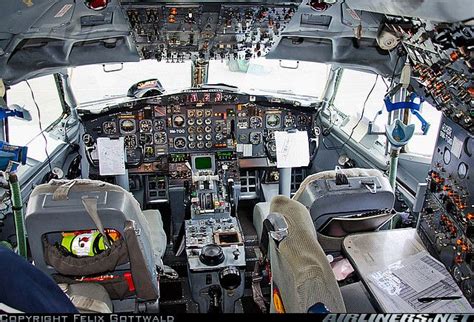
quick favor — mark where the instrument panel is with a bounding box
[122,1,298,61]
[418,115,474,303]
[385,18,473,132]
[80,89,316,181]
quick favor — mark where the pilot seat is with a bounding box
[25,179,167,313]
[254,167,395,252]
[260,196,376,313]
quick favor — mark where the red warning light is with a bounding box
[85,0,109,11]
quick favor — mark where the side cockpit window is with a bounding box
[329,69,389,156]
[404,102,442,156]
[329,68,443,158]
[6,74,65,161]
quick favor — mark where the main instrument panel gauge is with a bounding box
[196,110,204,118]
[205,134,212,141]
[267,130,275,140]
[297,115,308,126]
[196,118,203,125]
[205,142,213,148]
[238,119,249,129]
[196,134,204,141]
[266,114,281,128]
[196,126,204,133]
[144,146,155,158]
[139,133,153,145]
[139,119,152,133]
[458,162,468,179]
[120,119,136,133]
[205,126,212,133]
[197,142,205,149]
[154,132,167,144]
[83,133,94,146]
[173,137,186,149]
[102,121,117,135]
[266,140,276,153]
[124,135,137,149]
[173,115,185,127]
[188,126,196,134]
[187,118,195,126]
[250,116,262,129]
[215,133,224,141]
[205,110,212,117]
[284,115,295,128]
[250,132,262,145]
[238,133,248,143]
[188,142,196,149]
[205,118,212,125]
[153,119,165,131]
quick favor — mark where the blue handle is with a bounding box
[384,93,430,135]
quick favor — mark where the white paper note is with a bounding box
[97,137,126,176]
[366,251,474,313]
[274,130,310,168]
[393,258,446,293]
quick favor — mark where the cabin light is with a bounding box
[85,0,109,11]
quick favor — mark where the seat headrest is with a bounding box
[269,195,317,239]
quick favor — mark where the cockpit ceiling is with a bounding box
[0,0,472,84]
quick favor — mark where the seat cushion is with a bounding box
[253,202,271,243]
[141,209,167,266]
[63,283,113,313]
[340,282,377,313]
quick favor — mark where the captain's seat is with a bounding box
[25,179,167,313]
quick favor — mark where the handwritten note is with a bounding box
[274,130,310,168]
[97,137,126,176]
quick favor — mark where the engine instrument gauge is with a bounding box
[215,133,224,141]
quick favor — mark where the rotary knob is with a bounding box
[199,244,225,266]
[219,266,241,290]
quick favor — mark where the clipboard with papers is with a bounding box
[366,251,473,313]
